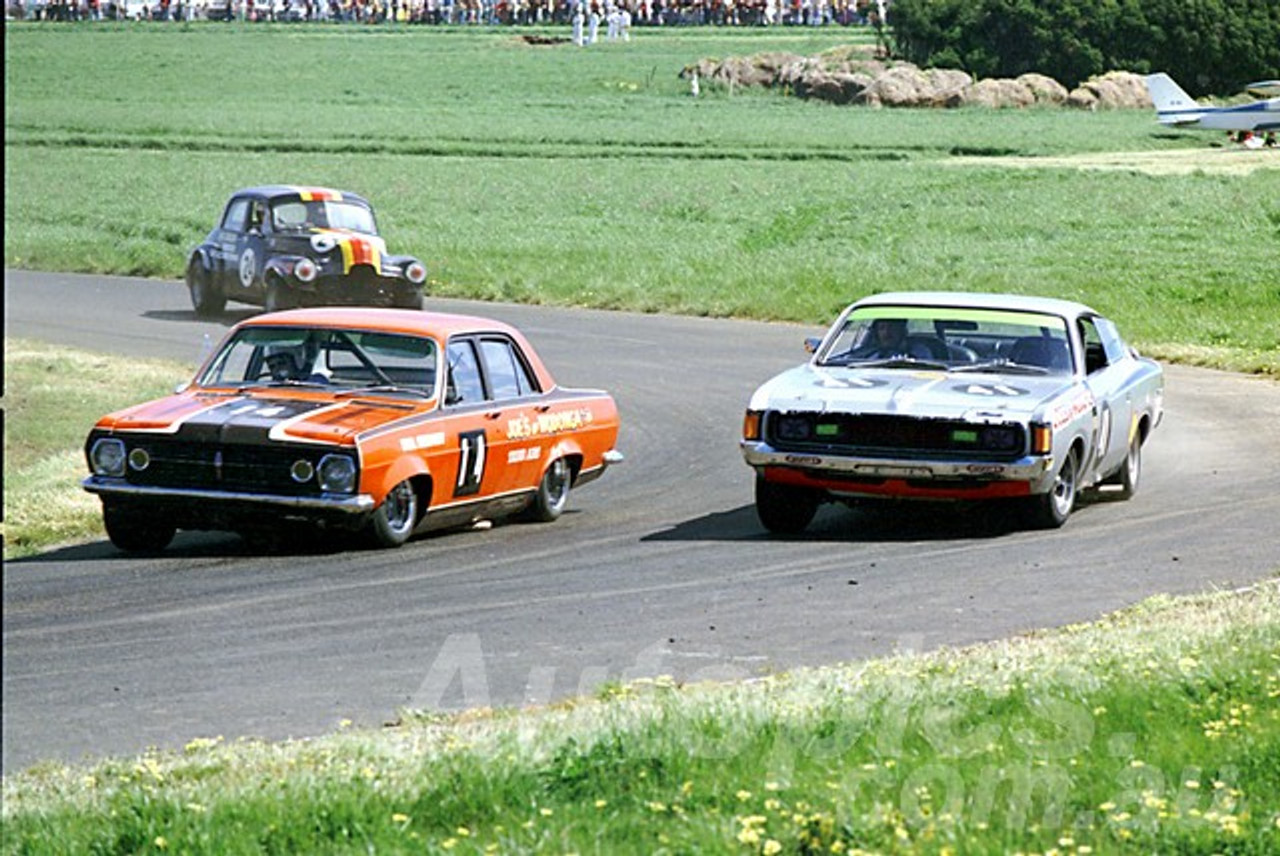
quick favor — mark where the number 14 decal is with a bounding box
[455,430,487,497]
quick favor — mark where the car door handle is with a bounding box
[485,411,502,420]
[535,404,552,413]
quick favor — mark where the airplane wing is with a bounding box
[1245,80,1280,98]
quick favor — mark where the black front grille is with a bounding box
[124,440,335,495]
[766,412,1025,460]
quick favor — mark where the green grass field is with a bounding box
[4,24,1280,853]
[5,24,1279,373]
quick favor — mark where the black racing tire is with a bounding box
[186,257,225,317]
[264,279,295,314]
[394,291,426,311]
[527,458,571,522]
[1107,432,1142,500]
[102,503,176,553]
[754,475,820,535]
[366,479,418,548]
[1026,447,1079,529]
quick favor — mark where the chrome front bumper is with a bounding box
[82,476,376,514]
[741,441,1054,485]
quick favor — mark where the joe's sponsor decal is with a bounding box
[507,407,594,440]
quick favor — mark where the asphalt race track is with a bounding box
[5,270,1279,773]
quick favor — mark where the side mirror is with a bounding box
[804,337,822,355]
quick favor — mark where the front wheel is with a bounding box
[394,291,425,310]
[103,503,176,553]
[527,458,571,522]
[1026,448,1078,529]
[187,257,225,316]
[754,475,820,535]
[366,479,418,548]
[264,279,295,314]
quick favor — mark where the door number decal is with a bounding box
[455,430,487,497]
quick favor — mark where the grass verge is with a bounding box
[1,339,195,558]
[3,582,1277,853]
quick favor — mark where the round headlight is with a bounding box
[127,447,151,471]
[405,261,427,284]
[310,234,337,254]
[294,258,317,283]
[290,459,315,483]
[90,438,128,477]
[317,454,357,494]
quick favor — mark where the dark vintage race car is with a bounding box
[741,291,1165,532]
[185,186,428,316]
[84,308,623,552]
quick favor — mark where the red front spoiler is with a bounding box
[763,466,1033,501]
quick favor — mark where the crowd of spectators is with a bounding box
[10,0,884,28]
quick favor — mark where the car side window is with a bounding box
[1094,317,1129,364]
[446,340,486,406]
[248,200,268,232]
[221,199,250,232]
[1078,318,1110,375]
[480,338,538,400]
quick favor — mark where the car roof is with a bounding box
[232,186,372,207]
[853,291,1097,319]
[238,307,525,340]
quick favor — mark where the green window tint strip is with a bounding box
[848,306,1068,332]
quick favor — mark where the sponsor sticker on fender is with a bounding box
[1050,391,1094,430]
[507,407,594,440]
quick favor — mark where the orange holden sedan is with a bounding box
[83,308,623,552]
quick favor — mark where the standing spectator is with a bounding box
[587,0,600,42]
[605,0,618,39]
[571,0,584,44]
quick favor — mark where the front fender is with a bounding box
[263,255,317,293]
[366,455,433,508]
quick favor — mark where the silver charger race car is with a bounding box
[740,292,1164,532]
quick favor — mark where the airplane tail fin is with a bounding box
[1145,73,1204,125]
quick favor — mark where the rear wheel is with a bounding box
[1107,433,1142,500]
[366,479,418,548]
[186,257,225,316]
[1026,448,1078,529]
[754,475,820,535]
[528,458,571,522]
[102,503,176,553]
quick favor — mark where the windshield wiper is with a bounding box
[851,356,951,371]
[334,384,433,399]
[951,360,1050,376]
[260,379,331,388]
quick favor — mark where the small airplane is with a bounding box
[1145,72,1280,133]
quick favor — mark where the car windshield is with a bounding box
[817,306,1074,375]
[197,326,438,397]
[272,199,378,234]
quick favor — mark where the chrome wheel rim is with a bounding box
[384,481,415,534]
[544,460,570,512]
[1051,454,1077,518]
